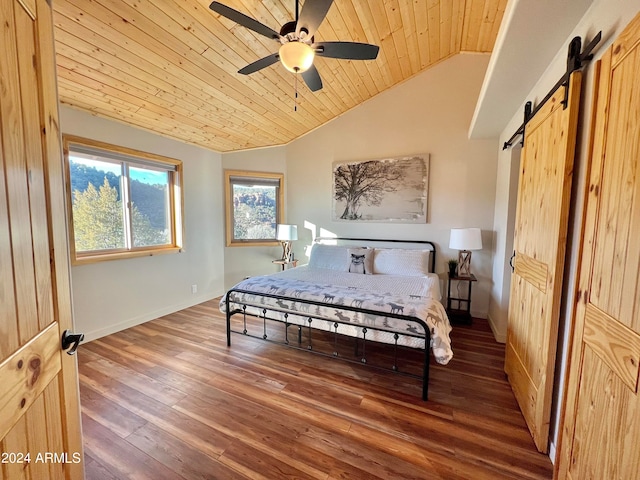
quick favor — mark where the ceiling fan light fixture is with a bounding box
[279,41,315,73]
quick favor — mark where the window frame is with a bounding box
[63,135,184,265]
[224,169,284,247]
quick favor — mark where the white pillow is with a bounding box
[308,244,350,271]
[372,248,432,276]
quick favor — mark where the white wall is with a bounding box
[221,146,287,287]
[60,107,225,341]
[487,144,520,342]
[286,53,498,317]
[489,0,640,460]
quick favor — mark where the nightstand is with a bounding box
[446,272,477,325]
[273,259,298,271]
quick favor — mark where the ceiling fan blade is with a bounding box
[238,53,280,75]
[210,2,280,40]
[296,0,334,39]
[301,64,323,92]
[315,41,380,60]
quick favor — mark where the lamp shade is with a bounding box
[279,42,315,73]
[276,224,298,241]
[449,228,482,251]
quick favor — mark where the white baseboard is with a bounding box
[81,290,223,343]
[487,313,507,343]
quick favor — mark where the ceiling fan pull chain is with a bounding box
[294,73,298,112]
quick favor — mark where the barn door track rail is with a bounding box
[503,31,602,150]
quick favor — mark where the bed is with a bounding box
[220,238,453,400]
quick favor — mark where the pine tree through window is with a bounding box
[64,136,183,264]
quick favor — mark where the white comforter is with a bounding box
[220,266,453,364]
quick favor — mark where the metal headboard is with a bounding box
[314,237,437,274]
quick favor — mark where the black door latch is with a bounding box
[61,330,85,355]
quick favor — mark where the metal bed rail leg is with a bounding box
[262,309,268,339]
[225,293,232,347]
[392,333,399,371]
[284,313,289,344]
[360,328,367,364]
[422,347,430,401]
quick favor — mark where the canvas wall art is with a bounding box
[332,154,429,223]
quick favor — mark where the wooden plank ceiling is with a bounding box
[53,0,507,152]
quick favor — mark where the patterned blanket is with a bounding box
[220,268,453,364]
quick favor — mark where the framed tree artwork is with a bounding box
[332,154,429,223]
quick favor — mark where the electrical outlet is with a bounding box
[191,284,197,294]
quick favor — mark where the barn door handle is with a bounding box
[61,330,84,355]
[509,251,516,272]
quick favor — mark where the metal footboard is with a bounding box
[224,288,432,400]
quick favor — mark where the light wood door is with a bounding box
[556,11,640,480]
[505,72,582,453]
[0,0,84,479]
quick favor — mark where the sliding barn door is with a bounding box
[0,0,84,479]
[557,11,640,480]
[505,72,582,453]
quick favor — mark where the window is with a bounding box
[63,136,183,264]
[225,170,284,246]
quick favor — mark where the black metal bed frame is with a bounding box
[224,238,438,400]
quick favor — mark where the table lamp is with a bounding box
[449,228,482,277]
[276,224,298,261]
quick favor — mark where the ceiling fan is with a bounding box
[209,0,380,92]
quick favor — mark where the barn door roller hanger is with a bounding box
[503,31,602,150]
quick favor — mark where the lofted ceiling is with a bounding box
[53,0,507,152]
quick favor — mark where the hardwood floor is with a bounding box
[78,299,552,479]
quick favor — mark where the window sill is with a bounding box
[226,240,280,247]
[71,246,182,266]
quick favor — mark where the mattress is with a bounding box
[220,266,453,365]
